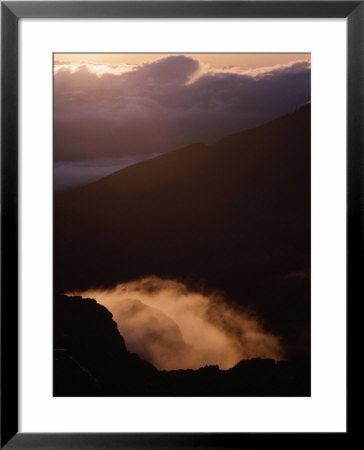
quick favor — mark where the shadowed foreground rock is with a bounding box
[54,295,310,396]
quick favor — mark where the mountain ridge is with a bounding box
[55,103,309,196]
[54,103,311,360]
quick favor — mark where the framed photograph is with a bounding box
[1,1,358,448]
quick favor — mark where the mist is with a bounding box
[70,276,283,371]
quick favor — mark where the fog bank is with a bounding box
[71,277,283,370]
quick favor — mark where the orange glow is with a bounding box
[54,53,310,71]
[70,276,283,371]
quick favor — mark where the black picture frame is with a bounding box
[1,1,359,448]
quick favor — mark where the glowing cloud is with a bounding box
[70,276,283,370]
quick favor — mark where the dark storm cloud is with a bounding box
[54,55,311,162]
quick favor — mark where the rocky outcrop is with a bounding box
[54,295,310,397]
[54,295,157,396]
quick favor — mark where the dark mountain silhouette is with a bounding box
[54,103,310,360]
[54,295,310,396]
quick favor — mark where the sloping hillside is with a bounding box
[54,104,310,359]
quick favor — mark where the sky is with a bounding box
[54,53,311,190]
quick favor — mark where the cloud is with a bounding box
[54,62,136,77]
[54,55,311,162]
[70,276,283,371]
